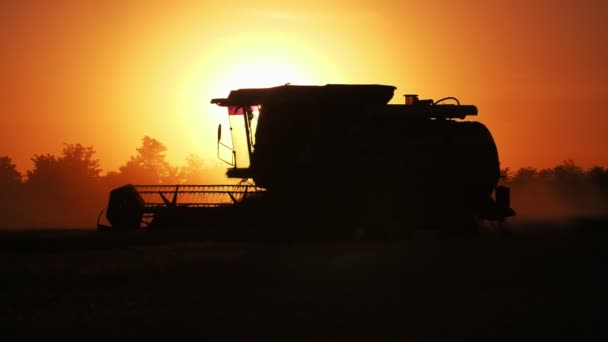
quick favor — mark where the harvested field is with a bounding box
[1,221,607,340]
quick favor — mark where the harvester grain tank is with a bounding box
[99,84,514,237]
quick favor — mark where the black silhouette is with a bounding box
[1,91,605,233]
[0,156,23,228]
[101,84,515,237]
[0,139,214,228]
[27,144,101,188]
[506,161,608,219]
[0,156,22,187]
[116,136,179,185]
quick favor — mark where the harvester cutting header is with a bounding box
[100,84,514,238]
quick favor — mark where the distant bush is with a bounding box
[0,156,23,228]
[505,161,608,219]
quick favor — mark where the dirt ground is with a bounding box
[1,222,607,340]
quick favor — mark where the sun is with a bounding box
[212,56,315,97]
[171,33,344,166]
[198,31,341,99]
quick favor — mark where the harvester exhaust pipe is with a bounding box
[404,94,418,105]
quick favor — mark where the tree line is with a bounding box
[1,138,607,228]
[0,136,214,228]
[504,161,608,219]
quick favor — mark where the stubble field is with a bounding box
[1,221,607,340]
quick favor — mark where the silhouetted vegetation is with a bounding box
[504,160,608,219]
[0,137,212,228]
[179,154,209,184]
[0,156,22,186]
[115,136,179,185]
[0,157,24,228]
[1,140,606,229]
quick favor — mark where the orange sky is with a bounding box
[1,0,607,176]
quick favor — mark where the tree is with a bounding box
[21,144,103,228]
[61,143,102,179]
[118,136,178,184]
[0,156,23,228]
[26,144,101,188]
[0,156,22,187]
[178,154,208,184]
[587,166,608,197]
[548,160,585,196]
[510,167,538,185]
[552,159,583,177]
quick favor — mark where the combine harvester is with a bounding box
[98,84,514,238]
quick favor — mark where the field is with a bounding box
[2,221,607,340]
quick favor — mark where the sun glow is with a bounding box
[206,56,317,169]
[214,57,314,95]
[173,36,341,168]
[174,49,328,173]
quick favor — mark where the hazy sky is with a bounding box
[1,0,607,174]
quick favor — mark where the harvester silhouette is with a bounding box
[99,84,514,238]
